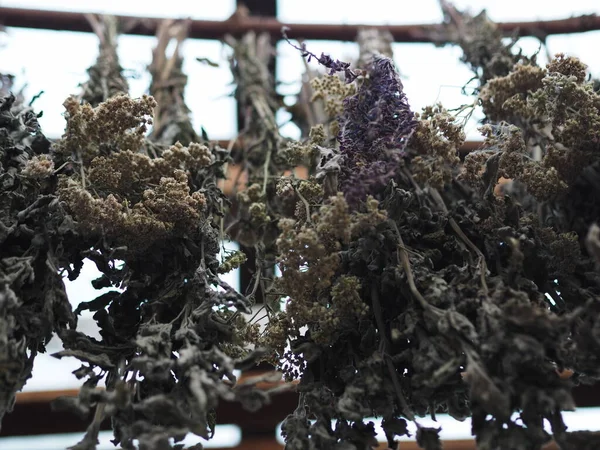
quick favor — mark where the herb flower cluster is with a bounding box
[337,56,418,207]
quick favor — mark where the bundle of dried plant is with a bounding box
[0,79,73,429]
[80,14,129,107]
[147,19,199,148]
[2,4,600,450]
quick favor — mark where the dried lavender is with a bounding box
[282,27,359,83]
[337,55,418,206]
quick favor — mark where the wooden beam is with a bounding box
[1,7,599,43]
[3,388,298,437]
[6,379,600,436]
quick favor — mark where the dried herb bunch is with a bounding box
[225,31,284,251]
[80,14,129,107]
[148,19,199,147]
[266,9,600,450]
[1,17,280,450]
[0,78,75,429]
[437,0,537,88]
[224,31,308,316]
[4,4,600,450]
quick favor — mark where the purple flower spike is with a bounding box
[338,55,417,207]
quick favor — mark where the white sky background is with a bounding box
[0,0,238,140]
[1,0,599,140]
[0,0,599,391]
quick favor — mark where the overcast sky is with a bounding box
[1,0,600,141]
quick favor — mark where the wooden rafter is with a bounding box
[1,7,599,43]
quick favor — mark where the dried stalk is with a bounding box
[148,18,199,146]
[356,28,394,69]
[81,14,128,106]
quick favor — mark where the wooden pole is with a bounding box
[1,7,599,43]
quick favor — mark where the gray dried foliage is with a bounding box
[0,78,75,428]
[2,5,600,450]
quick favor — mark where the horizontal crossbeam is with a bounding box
[1,7,599,43]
